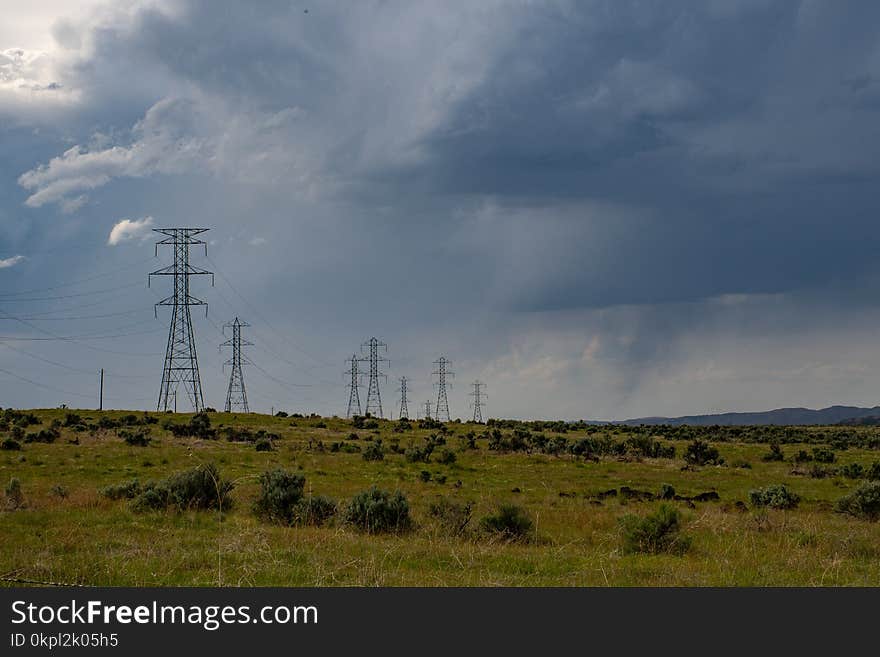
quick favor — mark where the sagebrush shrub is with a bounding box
[100,478,141,500]
[428,497,473,536]
[130,484,169,512]
[762,443,785,462]
[164,463,233,510]
[128,463,233,513]
[255,438,274,452]
[343,487,412,533]
[839,463,864,479]
[479,504,533,541]
[24,428,59,444]
[1,438,21,451]
[749,484,800,509]
[293,495,337,526]
[684,439,723,466]
[835,481,880,521]
[253,469,305,524]
[812,447,836,464]
[361,441,385,461]
[120,429,151,446]
[619,504,691,555]
[437,448,457,465]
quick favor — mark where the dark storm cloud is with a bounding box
[3,1,880,417]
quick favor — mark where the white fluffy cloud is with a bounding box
[107,216,154,245]
[0,255,25,268]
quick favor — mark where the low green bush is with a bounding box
[835,481,880,521]
[429,497,473,536]
[479,504,533,541]
[1,438,21,450]
[437,448,457,465]
[100,478,142,500]
[362,441,385,461]
[255,438,274,452]
[839,463,864,479]
[343,487,412,533]
[762,443,785,462]
[293,495,337,526]
[128,463,233,513]
[619,504,691,555]
[812,447,836,464]
[749,484,800,509]
[120,429,151,446]
[253,469,305,524]
[684,439,723,466]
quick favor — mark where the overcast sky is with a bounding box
[2,0,880,420]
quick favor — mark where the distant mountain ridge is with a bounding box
[614,405,880,426]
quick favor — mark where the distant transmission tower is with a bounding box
[470,380,487,423]
[432,357,454,422]
[221,317,251,413]
[423,400,432,420]
[397,376,410,419]
[359,337,388,417]
[344,354,362,418]
[149,228,213,412]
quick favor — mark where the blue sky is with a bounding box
[2,1,880,419]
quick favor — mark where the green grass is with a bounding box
[1,409,879,586]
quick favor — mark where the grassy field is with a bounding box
[1,408,879,586]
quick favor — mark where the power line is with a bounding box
[0,281,144,302]
[0,307,162,356]
[208,283,339,386]
[4,309,145,321]
[206,255,335,369]
[0,365,153,403]
[0,341,152,380]
[0,256,154,297]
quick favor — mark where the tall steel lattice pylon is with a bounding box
[470,380,487,423]
[432,356,454,422]
[149,228,213,412]
[344,354,362,418]
[221,317,252,413]
[423,400,432,420]
[397,376,410,420]
[359,337,388,418]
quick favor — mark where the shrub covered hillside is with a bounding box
[2,408,880,586]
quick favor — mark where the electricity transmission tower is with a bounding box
[221,317,252,413]
[359,337,388,417]
[432,357,454,422]
[149,228,213,412]
[423,400,432,420]
[470,380,487,423]
[344,354,362,418]
[397,376,410,419]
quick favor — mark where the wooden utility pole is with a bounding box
[99,368,104,411]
